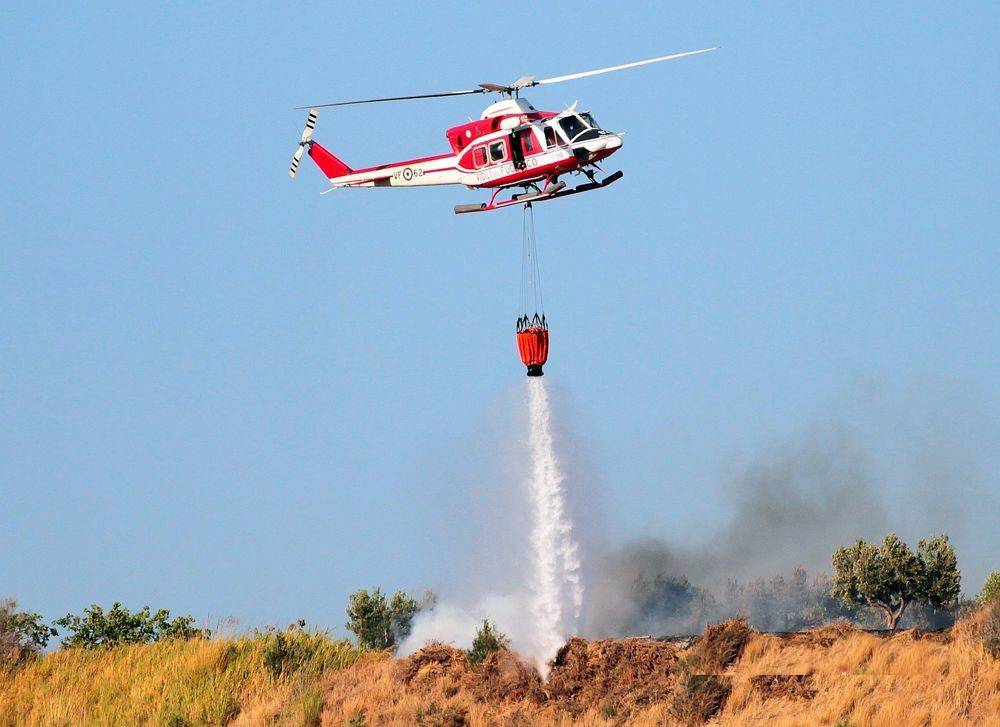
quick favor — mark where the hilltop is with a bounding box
[2,610,999,726]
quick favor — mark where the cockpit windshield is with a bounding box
[557,113,603,143]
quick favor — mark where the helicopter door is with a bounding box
[510,130,527,170]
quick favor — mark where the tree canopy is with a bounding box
[345,588,420,651]
[53,602,205,649]
[832,533,960,630]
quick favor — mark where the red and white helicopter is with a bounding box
[289,47,717,214]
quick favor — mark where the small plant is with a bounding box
[979,571,1000,605]
[299,685,324,727]
[415,702,466,726]
[54,602,207,649]
[260,622,358,678]
[599,700,620,719]
[467,620,509,665]
[0,599,57,667]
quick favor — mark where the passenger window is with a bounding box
[489,141,506,162]
[523,132,535,154]
[473,147,487,167]
[544,126,558,148]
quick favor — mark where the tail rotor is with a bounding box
[288,108,318,178]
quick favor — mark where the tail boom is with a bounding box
[308,141,353,179]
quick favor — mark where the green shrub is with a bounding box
[53,602,208,649]
[258,622,359,679]
[979,571,1000,605]
[467,620,509,665]
[299,685,324,727]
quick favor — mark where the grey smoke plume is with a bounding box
[585,378,999,637]
[585,429,887,636]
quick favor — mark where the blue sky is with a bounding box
[2,2,997,630]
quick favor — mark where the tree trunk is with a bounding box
[887,598,908,631]
[872,598,909,630]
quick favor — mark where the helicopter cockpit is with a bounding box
[556,112,605,143]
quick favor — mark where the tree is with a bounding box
[832,533,961,630]
[389,591,419,644]
[979,571,1000,605]
[345,588,421,651]
[1,599,57,667]
[53,602,206,649]
[468,620,509,665]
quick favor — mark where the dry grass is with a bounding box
[722,622,1000,726]
[0,630,360,727]
[3,612,998,727]
[319,614,1000,727]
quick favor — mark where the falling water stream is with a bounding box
[526,377,584,672]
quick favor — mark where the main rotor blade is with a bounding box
[297,88,485,110]
[534,47,719,86]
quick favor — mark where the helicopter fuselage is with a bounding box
[308,98,622,193]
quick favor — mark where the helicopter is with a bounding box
[289,47,717,214]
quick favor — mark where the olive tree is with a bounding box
[832,533,960,630]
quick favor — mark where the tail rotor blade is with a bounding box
[289,143,307,178]
[289,108,318,179]
[301,108,317,143]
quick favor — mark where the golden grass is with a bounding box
[722,625,1000,726]
[3,617,998,727]
[0,631,361,727]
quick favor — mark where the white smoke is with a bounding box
[400,378,584,676]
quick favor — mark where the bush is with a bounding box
[467,620,509,665]
[0,599,56,668]
[259,621,355,678]
[980,571,1000,605]
[53,602,208,649]
[345,588,421,651]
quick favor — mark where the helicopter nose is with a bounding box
[579,134,623,156]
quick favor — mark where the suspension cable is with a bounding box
[518,203,545,329]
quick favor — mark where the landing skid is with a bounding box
[454,171,623,214]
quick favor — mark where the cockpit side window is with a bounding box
[544,125,559,148]
[558,115,588,141]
